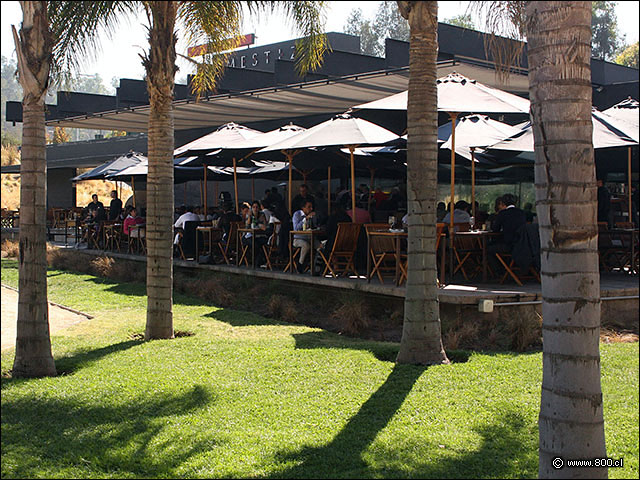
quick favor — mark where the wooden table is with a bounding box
[366,229,407,286]
[289,229,321,275]
[64,219,79,246]
[196,226,222,263]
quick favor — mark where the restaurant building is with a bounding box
[3,23,638,208]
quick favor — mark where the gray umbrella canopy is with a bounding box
[439,114,524,157]
[259,113,399,218]
[72,151,146,181]
[598,97,639,143]
[352,72,531,114]
[487,113,638,152]
[173,122,263,160]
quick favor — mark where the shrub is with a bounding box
[91,256,115,277]
[267,295,298,324]
[332,300,369,336]
[1,239,19,258]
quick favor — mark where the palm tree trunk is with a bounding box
[396,1,448,365]
[11,1,56,378]
[526,2,607,477]
[143,1,178,340]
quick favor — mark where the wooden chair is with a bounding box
[262,221,284,270]
[218,221,242,265]
[494,251,540,286]
[317,222,362,278]
[102,221,122,252]
[452,232,483,281]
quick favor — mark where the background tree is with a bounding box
[344,1,409,56]
[525,2,607,477]
[443,14,476,29]
[615,41,639,69]
[395,0,449,366]
[591,0,624,60]
[51,126,70,144]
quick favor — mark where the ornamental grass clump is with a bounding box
[267,295,298,324]
[0,239,19,258]
[332,300,370,336]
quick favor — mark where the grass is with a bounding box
[1,258,638,479]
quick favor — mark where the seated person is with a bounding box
[123,207,145,238]
[488,193,527,272]
[436,202,447,222]
[442,200,471,230]
[85,194,104,221]
[174,205,200,245]
[346,202,371,224]
[292,184,316,213]
[83,205,106,245]
[292,200,320,268]
[242,201,272,266]
[523,202,537,223]
[473,201,489,227]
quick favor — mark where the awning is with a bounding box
[42,62,529,133]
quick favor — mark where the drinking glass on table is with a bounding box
[388,216,396,228]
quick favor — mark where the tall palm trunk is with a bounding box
[526,2,606,477]
[143,1,178,340]
[396,1,448,365]
[12,1,56,377]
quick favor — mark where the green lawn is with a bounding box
[1,258,638,479]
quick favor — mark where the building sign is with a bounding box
[226,44,297,68]
[187,34,255,57]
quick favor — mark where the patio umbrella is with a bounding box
[257,113,400,221]
[599,98,639,221]
[438,115,524,218]
[174,122,263,214]
[217,123,308,213]
[72,151,146,200]
[353,72,531,239]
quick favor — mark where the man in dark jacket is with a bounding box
[597,178,611,227]
[488,193,527,275]
[108,190,123,221]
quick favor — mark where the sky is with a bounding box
[1,0,639,87]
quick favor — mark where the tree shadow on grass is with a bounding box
[292,330,471,364]
[266,366,535,479]
[1,385,218,478]
[266,364,425,478]
[1,340,143,390]
[203,308,290,328]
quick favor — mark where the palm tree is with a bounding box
[138,1,327,340]
[526,2,607,477]
[395,1,449,365]
[11,1,126,377]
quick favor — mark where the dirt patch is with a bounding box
[1,285,92,350]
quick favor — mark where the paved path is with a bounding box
[1,286,91,350]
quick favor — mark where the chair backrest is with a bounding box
[436,223,446,250]
[615,221,634,229]
[223,221,243,253]
[331,222,362,255]
[365,225,396,254]
[453,222,470,233]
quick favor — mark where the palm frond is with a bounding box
[48,1,139,84]
[470,1,527,84]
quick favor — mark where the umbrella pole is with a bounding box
[349,146,356,222]
[287,152,293,214]
[327,165,331,216]
[368,167,375,217]
[199,181,203,206]
[204,164,208,215]
[449,113,458,276]
[184,183,187,206]
[629,146,633,223]
[471,147,476,220]
[131,176,136,209]
[251,177,255,201]
[215,181,219,208]
[233,157,239,214]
